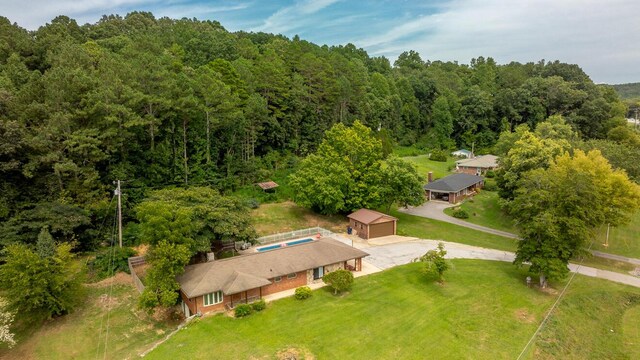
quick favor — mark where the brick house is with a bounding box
[424,173,484,204]
[347,209,398,240]
[455,155,499,175]
[177,237,368,316]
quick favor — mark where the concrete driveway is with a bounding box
[364,239,515,270]
[399,201,520,239]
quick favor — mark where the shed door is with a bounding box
[369,221,395,239]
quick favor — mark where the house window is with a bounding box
[313,266,324,280]
[203,291,223,306]
[274,276,282,283]
[287,273,297,279]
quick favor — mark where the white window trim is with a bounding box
[274,276,282,283]
[203,290,223,306]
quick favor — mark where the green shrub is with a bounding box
[485,170,496,178]
[90,246,137,279]
[429,150,448,162]
[246,198,260,209]
[483,182,497,191]
[452,208,469,219]
[251,299,266,312]
[323,269,354,295]
[295,286,312,300]
[234,304,253,317]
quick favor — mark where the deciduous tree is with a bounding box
[511,150,640,287]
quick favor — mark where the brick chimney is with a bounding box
[428,172,433,183]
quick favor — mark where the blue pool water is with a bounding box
[257,238,314,252]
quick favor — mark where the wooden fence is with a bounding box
[128,256,146,293]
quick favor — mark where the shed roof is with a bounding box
[456,154,499,168]
[177,237,368,298]
[257,181,279,190]
[423,173,484,193]
[347,208,397,225]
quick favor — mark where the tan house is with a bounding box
[177,237,368,316]
[424,173,484,204]
[347,209,397,240]
[455,155,499,175]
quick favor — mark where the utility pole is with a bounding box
[604,223,610,248]
[115,180,123,248]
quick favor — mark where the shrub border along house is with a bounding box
[177,238,368,316]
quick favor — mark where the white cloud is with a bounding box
[357,0,640,83]
[0,0,248,29]
[0,0,154,28]
[251,0,341,34]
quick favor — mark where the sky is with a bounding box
[2,0,639,84]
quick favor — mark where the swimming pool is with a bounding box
[256,238,314,252]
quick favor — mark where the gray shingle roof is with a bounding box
[177,237,368,298]
[423,173,484,192]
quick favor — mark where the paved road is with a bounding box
[400,201,640,266]
[363,239,640,289]
[399,201,520,239]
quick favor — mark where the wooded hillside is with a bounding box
[0,12,629,250]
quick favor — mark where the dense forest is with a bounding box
[0,12,634,252]
[611,82,640,100]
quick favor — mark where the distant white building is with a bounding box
[451,149,473,158]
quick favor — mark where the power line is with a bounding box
[102,204,119,360]
[93,195,116,360]
[516,240,596,359]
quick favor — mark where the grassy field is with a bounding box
[251,201,348,236]
[0,274,176,360]
[402,155,456,180]
[391,209,519,252]
[147,260,640,360]
[530,275,640,359]
[592,212,640,259]
[444,190,518,234]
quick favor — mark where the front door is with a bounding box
[313,266,324,280]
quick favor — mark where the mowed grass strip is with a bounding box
[444,190,518,234]
[147,260,554,360]
[391,209,519,252]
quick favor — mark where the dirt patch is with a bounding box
[539,286,559,295]
[86,272,133,288]
[133,244,150,256]
[276,347,315,360]
[95,292,121,310]
[514,308,536,323]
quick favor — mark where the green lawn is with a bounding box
[402,154,456,180]
[251,201,347,236]
[391,209,519,252]
[147,261,552,359]
[444,190,518,234]
[147,260,640,360]
[592,212,640,259]
[530,275,640,359]
[0,277,175,360]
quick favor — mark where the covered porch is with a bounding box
[222,270,271,310]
